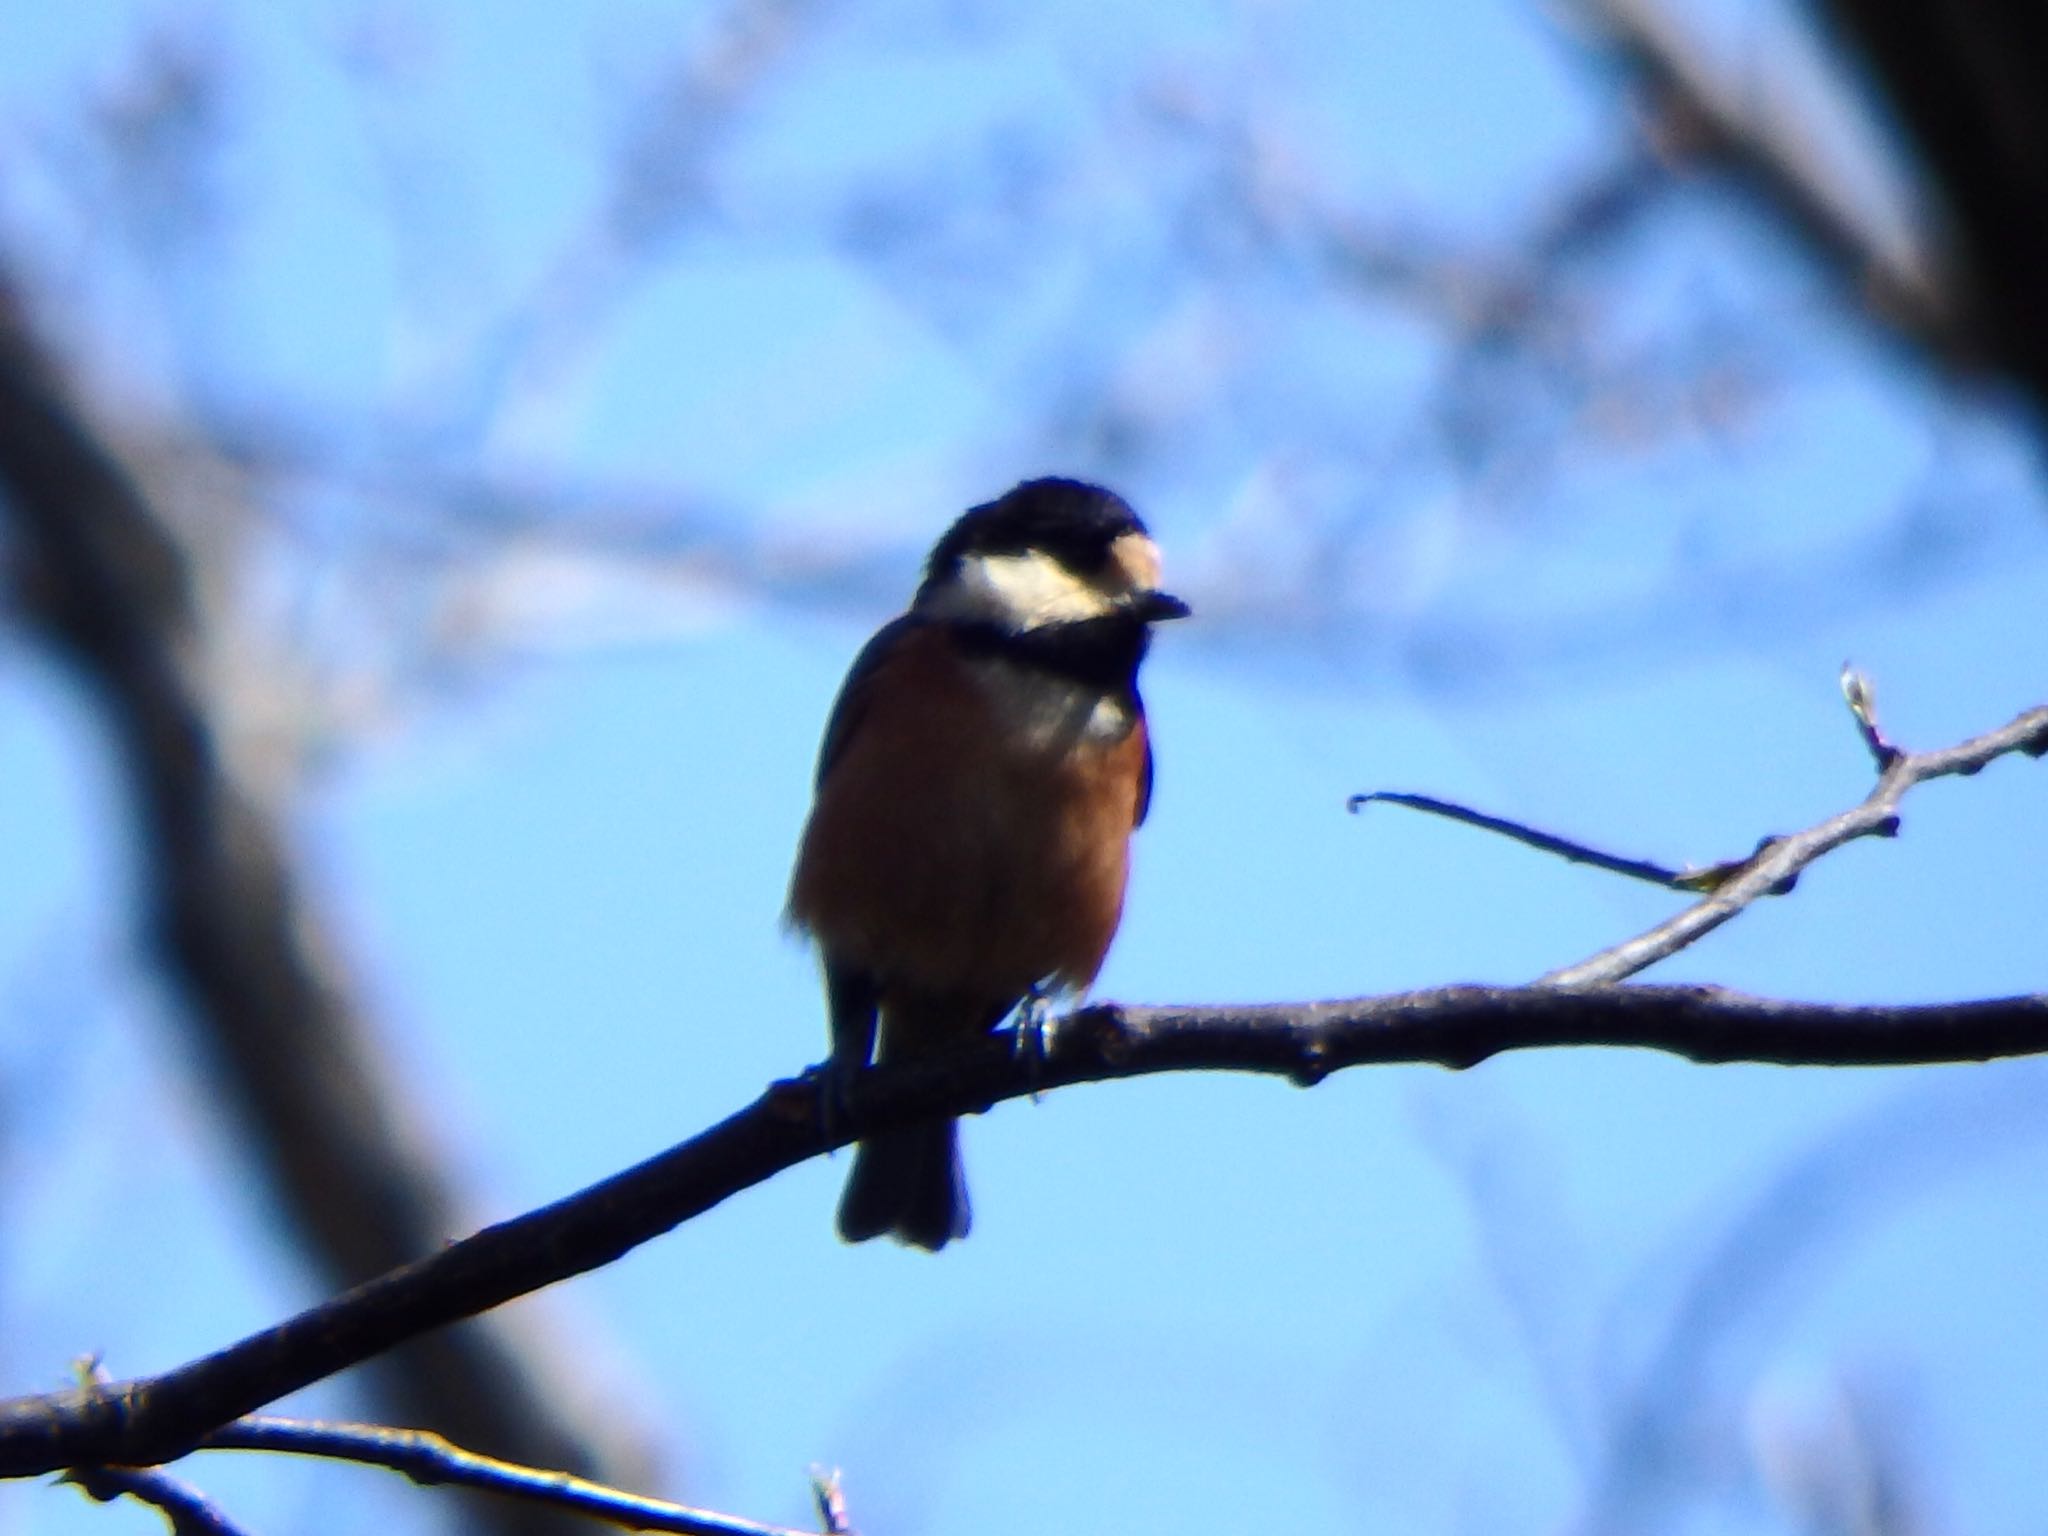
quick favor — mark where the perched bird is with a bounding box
[787,477,1188,1250]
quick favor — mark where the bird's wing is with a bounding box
[815,614,923,788]
[1134,693,1156,827]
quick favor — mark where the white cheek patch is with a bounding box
[933,550,1116,629]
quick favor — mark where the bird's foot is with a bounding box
[798,1056,865,1149]
[1011,986,1056,1101]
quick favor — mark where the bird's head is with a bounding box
[914,478,1190,634]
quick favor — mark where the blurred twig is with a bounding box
[470,0,826,450]
[201,1417,813,1536]
[1580,1060,2031,1536]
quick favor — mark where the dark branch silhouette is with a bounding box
[1,980,2045,1479]
[1574,0,2048,426]
[1817,0,2048,418]
[67,1464,251,1536]
[1349,790,1730,893]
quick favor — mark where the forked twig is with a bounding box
[1352,674,2047,987]
[1546,681,2044,984]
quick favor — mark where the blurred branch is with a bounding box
[1563,0,1953,355]
[0,284,654,1527]
[1565,0,2048,428]
[467,0,825,448]
[1580,1060,2015,1536]
[1815,0,2048,417]
[200,1417,814,1536]
[215,422,2013,701]
[2,972,2046,1477]
[27,8,2016,701]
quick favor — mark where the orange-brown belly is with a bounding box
[789,648,1145,1002]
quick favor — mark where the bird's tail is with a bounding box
[837,1118,971,1251]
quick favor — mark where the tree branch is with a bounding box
[0,982,2045,1479]
[198,1417,813,1536]
[1815,0,2048,417]
[1559,0,1957,373]
[1543,698,2048,985]
[67,1465,251,1536]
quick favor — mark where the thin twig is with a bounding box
[199,1418,808,1536]
[1559,0,1954,358]
[1838,662,1901,770]
[1543,699,2048,986]
[807,1466,853,1536]
[66,1465,250,1536]
[1350,791,1707,892]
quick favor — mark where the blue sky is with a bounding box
[2,2,2047,1535]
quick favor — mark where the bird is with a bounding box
[786,477,1189,1250]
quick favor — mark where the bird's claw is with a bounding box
[1011,986,1056,1100]
[804,1057,864,1147]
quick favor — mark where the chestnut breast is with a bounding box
[789,623,1147,1000]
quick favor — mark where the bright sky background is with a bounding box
[2,3,2047,1535]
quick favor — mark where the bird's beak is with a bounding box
[1131,589,1191,623]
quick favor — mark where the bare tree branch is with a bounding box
[1565,0,2048,433]
[0,979,2044,1480]
[0,672,2034,1484]
[1543,698,2048,985]
[1560,0,1955,366]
